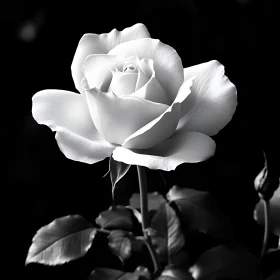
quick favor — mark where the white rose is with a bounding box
[32,23,237,171]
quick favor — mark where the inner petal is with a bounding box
[108,71,138,96]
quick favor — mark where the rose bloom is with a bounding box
[32,23,237,171]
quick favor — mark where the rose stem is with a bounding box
[137,165,161,275]
[260,198,270,257]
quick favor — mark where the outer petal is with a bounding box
[85,88,169,145]
[83,54,125,91]
[71,23,150,94]
[109,38,184,101]
[177,60,237,136]
[113,131,216,171]
[32,89,100,140]
[122,77,194,149]
[32,89,114,163]
[55,128,116,164]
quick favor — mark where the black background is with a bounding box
[2,0,279,278]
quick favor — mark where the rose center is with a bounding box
[123,63,138,73]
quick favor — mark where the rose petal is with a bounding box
[85,88,169,145]
[55,127,116,164]
[108,72,138,96]
[113,131,216,171]
[122,77,194,149]
[71,23,150,94]
[131,59,171,105]
[32,89,114,164]
[177,60,237,136]
[83,54,125,91]
[32,89,100,140]
[109,38,184,101]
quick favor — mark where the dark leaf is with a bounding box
[151,202,185,262]
[88,266,151,280]
[266,271,280,280]
[26,215,97,265]
[167,186,233,240]
[88,268,124,280]
[188,243,261,280]
[109,156,131,197]
[261,247,280,278]
[108,230,144,262]
[96,205,134,230]
[118,266,151,280]
[156,265,194,279]
[130,192,166,211]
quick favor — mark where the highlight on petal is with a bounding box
[71,23,150,94]
[83,54,125,91]
[122,77,193,150]
[85,88,169,145]
[113,131,216,171]
[131,59,171,105]
[55,127,116,164]
[32,89,100,141]
[109,38,184,101]
[177,60,237,136]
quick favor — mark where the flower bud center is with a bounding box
[123,63,138,73]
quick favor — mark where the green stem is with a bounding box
[137,165,161,275]
[137,166,149,236]
[261,199,270,257]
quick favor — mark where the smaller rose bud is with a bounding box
[95,205,134,230]
[254,151,280,200]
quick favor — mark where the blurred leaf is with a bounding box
[108,230,144,262]
[130,192,166,211]
[26,215,97,265]
[109,156,131,197]
[261,247,280,278]
[188,243,261,280]
[156,266,194,279]
[266,271,280,280]
[118,266,152,280]
[88,268,125,280]
[88,266,151,280]
[167,186,233,240]
[254,151,280,200]
[96,205,134,231]
[151,202,185,263]
[255,187,280,236]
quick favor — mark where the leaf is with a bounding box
[266,271,280,280]
[188,243,262,280]
[26,215,97,265]
[88,266,151,280]
[157,266,194,280]
[109,155,131,197]
[151,202,185,262]
[167,185,233,240]
[96,205,135,230]
[88,268,124,280]
[130,192,166,211]
[108,230,144,262]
